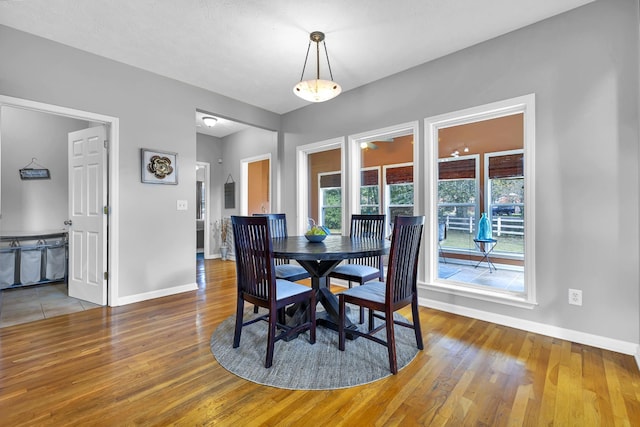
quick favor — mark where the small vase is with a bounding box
[220,244,229,261]
[477,213,492,240]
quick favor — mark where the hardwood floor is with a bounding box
[1,258,639,426]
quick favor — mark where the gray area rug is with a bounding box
[210,307,420,390]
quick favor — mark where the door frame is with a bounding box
[196,161,212,259]
[0,94,119,306]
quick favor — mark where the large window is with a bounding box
[301,143,343,235]
[426,94,535,307]
[351,124,417,234]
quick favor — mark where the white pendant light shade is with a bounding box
[293,79,341,102]
[293,31,341,103]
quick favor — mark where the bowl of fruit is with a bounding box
[305,224,329,243]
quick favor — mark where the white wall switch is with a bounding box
[177,200,188,211]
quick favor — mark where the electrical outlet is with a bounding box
[177,200,188,211]
[568,289,582,306]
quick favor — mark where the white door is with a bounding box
[68,126,107,305]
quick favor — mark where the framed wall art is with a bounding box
[141,148,178,184]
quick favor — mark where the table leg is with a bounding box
[474,241,497,273]
[287,259,359,339]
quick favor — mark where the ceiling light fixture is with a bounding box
[202,116,218,127]
[293,31,341,103]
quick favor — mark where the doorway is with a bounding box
[0,95,118,316]
[240,154,271,215]
[196,161,211,258]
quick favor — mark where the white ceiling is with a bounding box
[0,0,593,134]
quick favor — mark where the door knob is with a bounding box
[64,220,73,226]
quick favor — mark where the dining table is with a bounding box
[271,235,390,338]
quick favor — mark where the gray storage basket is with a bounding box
[20,247,43,285]
[45,245,67,281]
[0,248,17,288]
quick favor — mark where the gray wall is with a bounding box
[1,106,88,231]
[281,0,640,344]
[0,23,280,300]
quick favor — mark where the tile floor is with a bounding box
[0,282,101,328]
[439,262,525,292]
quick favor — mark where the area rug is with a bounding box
[210,307,420,390]
[438,265,461,279]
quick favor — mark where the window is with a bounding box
[486,150,524,256]
[438,156,479,253]
[425,94,536,307]
[360,168,380,214]
[319,172,342,233]
[385,164,414,223]
[350,122,417,233]
[300,143,344,235]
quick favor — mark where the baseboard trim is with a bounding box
[419,297,640,360]
[114,282,198,306]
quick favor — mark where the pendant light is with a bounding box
[293,31,342,103]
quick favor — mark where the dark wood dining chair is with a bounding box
[338,215,424,374]
[231,216,316,368]
[253,213,311,282]
[328,214,385,322]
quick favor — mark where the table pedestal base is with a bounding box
[285,288,359,340]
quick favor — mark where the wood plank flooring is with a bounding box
[0,258,639,426]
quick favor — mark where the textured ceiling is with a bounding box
[0,0,593,119]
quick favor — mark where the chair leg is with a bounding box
[253,305,259,314]
[368,308,375,332]
[338,295,346,351]
[412,296,424,350]
[386,311,398,374]
[358,279,365,324]
[233,297,244,348]
[265,309,277,368]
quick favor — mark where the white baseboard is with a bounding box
[114,282,198,306]
[419,297,640,361]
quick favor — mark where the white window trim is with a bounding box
[424,94,537,309]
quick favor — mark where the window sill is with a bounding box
[419,280,537,309]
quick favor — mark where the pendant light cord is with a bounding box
[299,41,312,81]
[323,40,335,81]
[298,39,335,82]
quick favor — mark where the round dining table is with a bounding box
[271,235,390,336]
